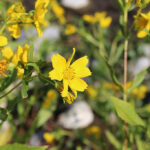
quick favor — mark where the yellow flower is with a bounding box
[82,15,96,23]
[12,44,30,66]
[17,67,24,78]
[43,132,54,144]
[52,1,66,24]
[8,25,21,39]
[7,2,26,22]
[12,45,23,66]
[49,48,91,104]
[0,36,8,47]
[7,2,26,39]
[86,86,98,98]
[0,60,8,77]
[1,47,14,60]
[65,24,76,35]
[34,0,50,37]
[42,90,58,108]
[95,12,112,28]
[132,85,148,99]
[85,125,101,139]
[136,11,150,38]
[103,83,120,91]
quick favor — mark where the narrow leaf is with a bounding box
[21,81,29,99]
[128,68,148,94]
[0,143,47,150]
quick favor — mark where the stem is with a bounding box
[0,81,22,99]
[123,0,129,150]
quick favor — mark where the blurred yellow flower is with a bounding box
[43,132,54,144]
[103,83,120,91]
[1,47,14,60]
[8,25,21,39]
[52,0,66,24]
[34,0,50,37]
[135,11,150,38]
[82,15,96,23]
[42,90,58,108]
[132,85,148,99]
[65,24,76,35]
[95,12,112,28]
[49,48,91,104]
[83,12,112,28]
[0,36,8,47]
[7,2,26,39]
[0,60,8,77]
[17,67,24,78]
[85,125,101,139]
[86,86,98,98]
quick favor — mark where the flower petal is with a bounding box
[66,48,75,66]
[49,69,63,81]
[137,30,147,38]
[71,56,91,78]
[61,79,69,97]
[71,56,88,68]
[69,78,88,92]
[51,54,66,72]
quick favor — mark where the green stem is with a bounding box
[123,1,129,150]
[0,81,22,99]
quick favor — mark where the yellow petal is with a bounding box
[0,36,8,47]
[8,25,21,39]
[137,30,147,38]
[100,17,112,28]
[67,48,75,66]
[12,45,23,66]
[69,78,88,92]
[71,55,92,78]
[71,56,89,69]
[1,47,14,60]
[61,79,69,97]
[74,67,91,78]
[49,69,63,81]
[17,67,24,78]
[51,54,66,72]
[21,44,29,65]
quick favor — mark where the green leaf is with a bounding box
[27,63,40,73]
[127,68,148,94]
[0,143,47,150]
[111,96,145,127]
[0,108,8,121]
[135,135,145,150]
[21,81,29,99]
[35,100,57,127]
[105,130,121,149]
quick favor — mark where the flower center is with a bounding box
[63,67,74,80]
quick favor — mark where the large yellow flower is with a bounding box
[49,48,91,103]
[136,11,150,38]
[34,0,50,37]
